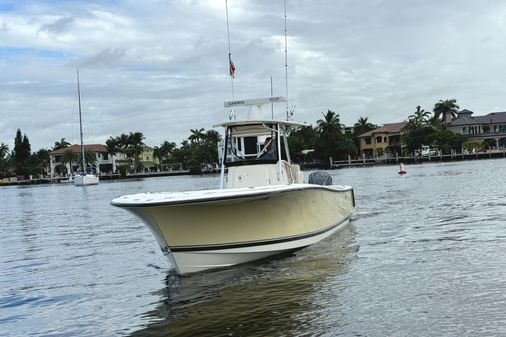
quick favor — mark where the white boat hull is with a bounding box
[74,174,99,186]
[111,184,355,275]
[170,216,350,274]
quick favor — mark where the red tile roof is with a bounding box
[359,121,407,137]
[50,144,107,155]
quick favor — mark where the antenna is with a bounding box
[284,0,289,120]
[225,0,234,101]
[228,108,236,120]
[270,76,274,119]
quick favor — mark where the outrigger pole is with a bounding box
[284,0,289,120]
[225,0,234,101]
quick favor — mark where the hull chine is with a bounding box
[170,216,351,275]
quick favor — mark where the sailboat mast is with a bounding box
[77,70,85,173]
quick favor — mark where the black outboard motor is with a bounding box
[308,171,333,185]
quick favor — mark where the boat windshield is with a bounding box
[222,123,286,166]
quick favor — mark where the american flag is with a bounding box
[229,53,235,78]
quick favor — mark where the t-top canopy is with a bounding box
[214,119,308,129]
[224,96,287,107]
[214,119,308,136]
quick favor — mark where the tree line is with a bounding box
[0,127,223,178]
[0,98,477,178]
[288,98,474,165]
[0,129,51,179]
[104,128,221,174]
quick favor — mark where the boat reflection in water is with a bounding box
[111,97,355,275]
[129,225,358,337]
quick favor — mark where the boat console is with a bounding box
[216,119,305,188]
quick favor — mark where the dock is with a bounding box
[0,169,204,187]
[331,149,506,168]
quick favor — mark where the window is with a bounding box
[376,136,382,143]
[103,153,109,160]
[365,138,371,145]
[389,135,400,145]
[462,127,467,134]
[244,136,258,155]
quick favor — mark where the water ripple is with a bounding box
[3,162,506,336]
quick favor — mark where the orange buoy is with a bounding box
[398,162,407,174]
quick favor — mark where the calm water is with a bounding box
[2,159,506,336]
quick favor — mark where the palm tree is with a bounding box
[316,110,341,136]
[338,134,357,157]
[353,116,377,136]
[118,133,130,150]
[0,143,10,176]
[203,130,221,145]
[84,152,98,169]
[408,106,431,127]
[53,138,71,150]
[189,128,205,144]
[106,137,121,155]
[60,149,79,175]
[0,143,9,161]
[126,132,145,172]
[32,148,51,176]
[202,129,222,163]
[314,110,344,164]
[154,141,177,162]
[433,99,459,125]
[427,115,443,129]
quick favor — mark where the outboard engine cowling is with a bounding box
[308,171,333,185]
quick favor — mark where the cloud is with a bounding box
[69,48,126,68]
[2,0,506,151]
[40,15,75,34]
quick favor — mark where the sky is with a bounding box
[2,0,506,151]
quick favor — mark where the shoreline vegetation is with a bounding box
[2,150,505,187]
[0,98,497,186]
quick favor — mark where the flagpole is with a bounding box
[225,0,234,100]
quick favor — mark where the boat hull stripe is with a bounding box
[169,216,350,252]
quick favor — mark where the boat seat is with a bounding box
[289,164,304,183]
[227,163,289,188]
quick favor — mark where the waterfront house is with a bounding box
[342,126,354,135]
[140,146,160,172]
[445,110,506,149]
[358,122,407,158]
[50,144,113,176]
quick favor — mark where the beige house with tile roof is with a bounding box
[358,122,408,158]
